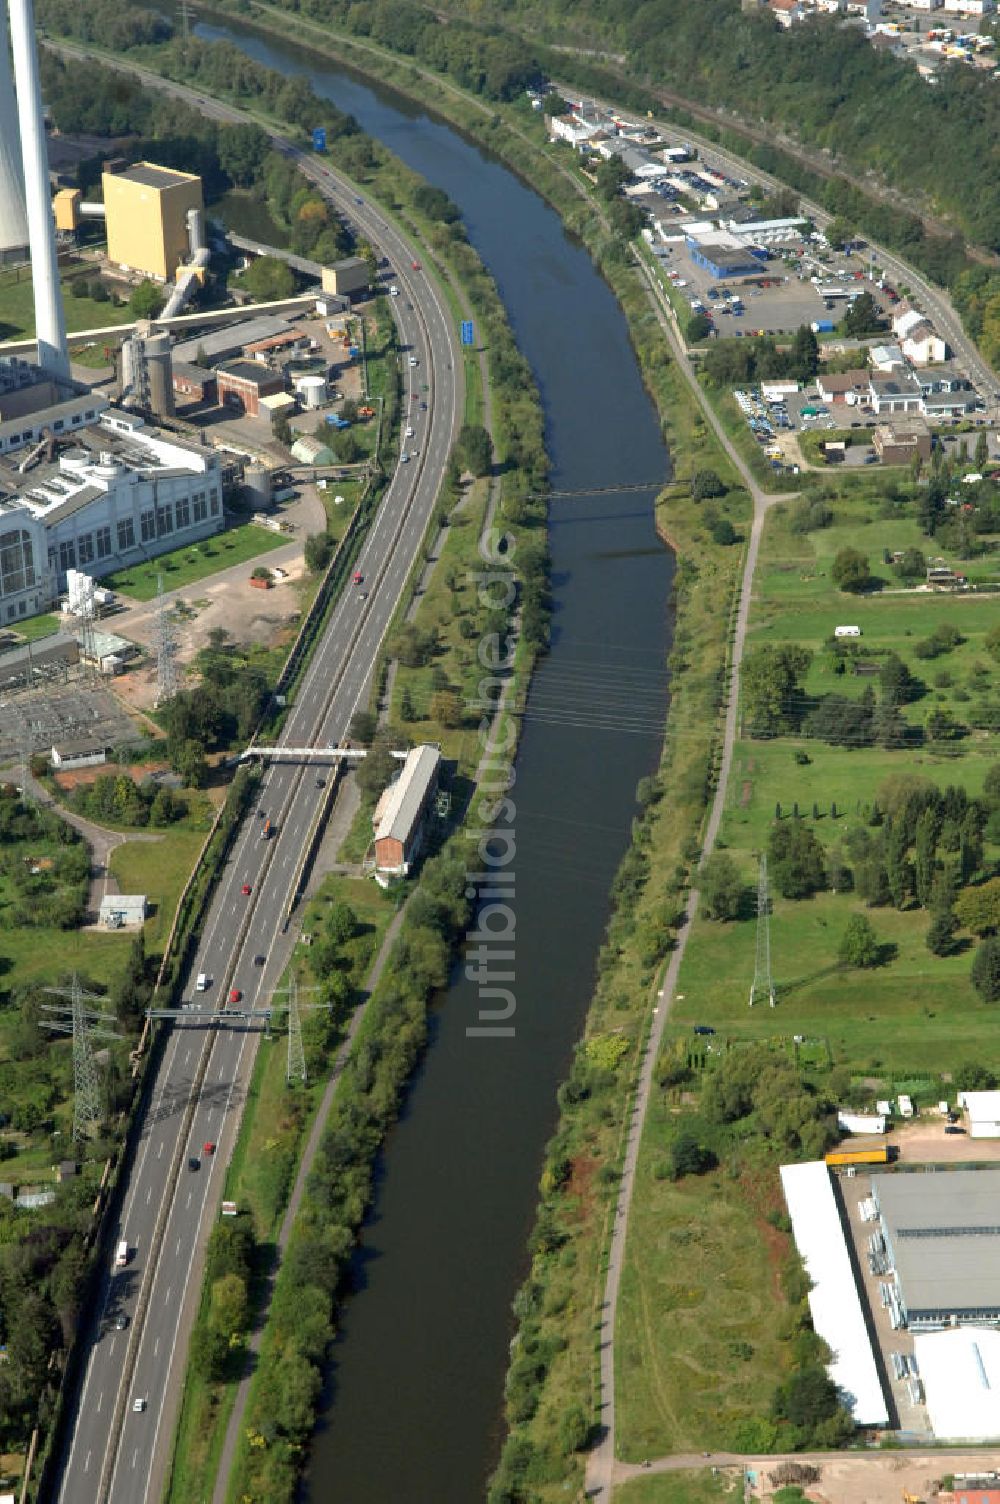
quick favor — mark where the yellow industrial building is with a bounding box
[102,162,204,283]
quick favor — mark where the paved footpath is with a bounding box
[586,253,790,1500]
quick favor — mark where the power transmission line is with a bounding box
[749,853,776,1009]
[41,975,121,1139]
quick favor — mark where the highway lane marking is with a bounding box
[146,1186,152,1205]
[84,1451,91,1473]
[186,1191,192,1208]
[184,1049,191,1066]
[175,1237,182,1257]
[157,1140,164,1159]
[56,1020,191,1502]
[132,1448,138,1470]
[154,1338,160,1358]
[165,1286,171,1304]
[96,1391,103,1414]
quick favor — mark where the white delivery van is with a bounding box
[115,1240,129,1268]
[196,973,208,992]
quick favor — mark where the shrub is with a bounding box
[972,937,1000,1003]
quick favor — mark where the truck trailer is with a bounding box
[824,1146,896,1167]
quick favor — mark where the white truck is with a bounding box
[115,1239,129,1269]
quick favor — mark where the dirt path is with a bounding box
[21,771,163,918]
[614,1446,1000,1502]
[586,253,789,1502]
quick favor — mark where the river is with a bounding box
[193,16,674,1498]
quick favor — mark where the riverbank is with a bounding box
[168,10,761,1499]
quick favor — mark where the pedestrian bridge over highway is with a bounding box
[238,745,409,764]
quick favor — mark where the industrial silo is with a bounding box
[295,373,327,409]
[244,462,272,511]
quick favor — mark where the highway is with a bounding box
[47,60,461,1504]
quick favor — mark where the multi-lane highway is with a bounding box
[49,82,461,1504]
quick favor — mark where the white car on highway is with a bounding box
[408,356,418,367]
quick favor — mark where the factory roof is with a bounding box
[112,162,199,191]
[172,317,293,365]
[781,1161,889,1424]
[0,414,214,523]
[374,745,441,849]
[216,360,281,387]
[875,1169,1000,1315]
[915,1328,1000,1439]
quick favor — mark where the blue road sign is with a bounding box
[460,320,474,347]
[312,126,327,152]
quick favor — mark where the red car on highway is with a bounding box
[229,988,241,1004]
[241,883,251,896]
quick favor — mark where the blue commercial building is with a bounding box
[687,240,763,279]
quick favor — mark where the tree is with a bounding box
[326,901,358,945]
[927,910,958,956]
[976,428,990,471]
[686,311,712,343]
[955,879,1000,937]
[972,938,1000,1002]
[700,851,746,921]
[169,738,208,789]
[772,1365,843,1430]
[691,469,725,501]
[304,532,333,573]
[557,1403,590,1456]
[768,820,826,899]
[831,547,871,593]
[243,255,295,301]
[669,1129,716,1179]
[839,913,880,968]
[711,519,737,546]
[129,279,163,319]
[789,323,820,381]
[429,688,462,727]
[825,217,855,250]
[840,291,883,338]
[894,546,926,580]
[956,1061,998,1091]
[456,424,492,477]
[742,645,812,737]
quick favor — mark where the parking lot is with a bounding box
[656,233,892,339]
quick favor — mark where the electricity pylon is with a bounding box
[41,975,121,1139]
[749,853,776,1008]
[153,574,177,706]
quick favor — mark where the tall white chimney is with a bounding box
[0,3,29,260]
[8,0,70,380]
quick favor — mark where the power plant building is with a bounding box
[0,412,224,622]
[103,161,204,283]
[872,1169,1000,1328]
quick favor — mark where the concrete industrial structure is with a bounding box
[873,1169,1000,1328]
[372,744,442,876]
[0,1,28,263]
[322,256,370,298]
[0,412,224,621]
[102,161,204,283]
[7,0,69,378]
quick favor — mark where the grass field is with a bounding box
[616,1472,739,1504]
[616,487,1000,1462]
[8,612,61,643]
[0,262,136,341]
[110,830,208,960]
[102,524,290,600]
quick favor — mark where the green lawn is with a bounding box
[615,1471,739,1504]
[102,524,290,600]
[8,612,61,643]
[0,263,135,341]
[110,829,208,961]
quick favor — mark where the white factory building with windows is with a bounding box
[0,0,227,625]
[0,412,224,622]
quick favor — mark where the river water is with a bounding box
[194,17,674,1498]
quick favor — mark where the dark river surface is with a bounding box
[194,17,675,1498]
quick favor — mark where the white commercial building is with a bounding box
[915,1327,1000,1438]
[960,1091,1000,1137]
[726,216,809,245]
[780,1161,889,1425]
[0,410,224,623]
